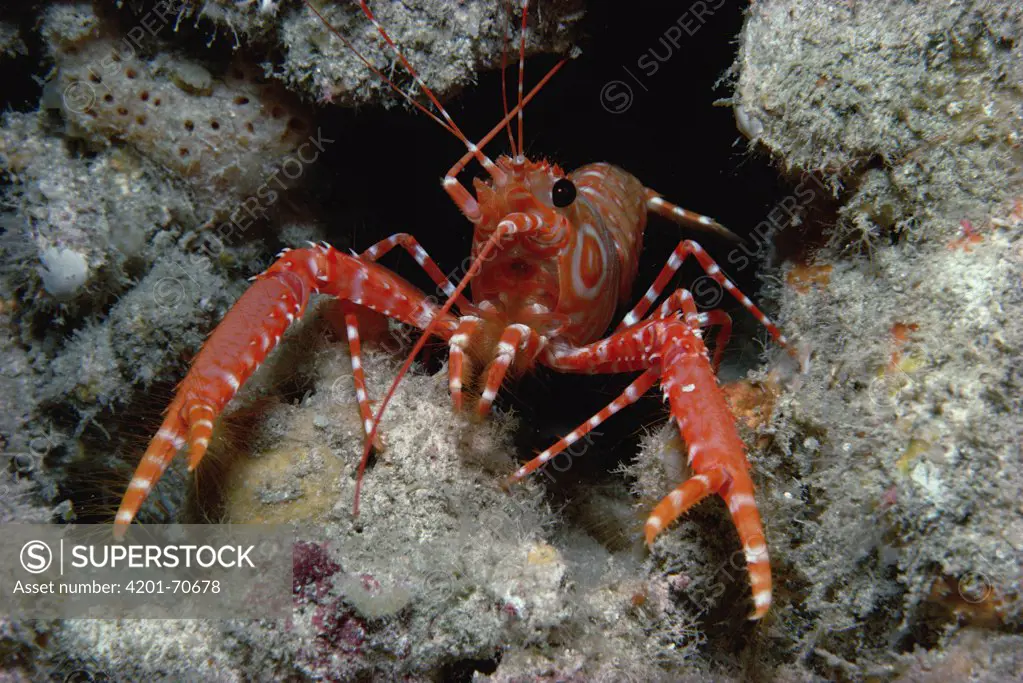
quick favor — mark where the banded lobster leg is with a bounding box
[344,234,470,446]
[113,244,459,538]
[351,234,543,419]
[616,239,787,346]
[630,287,733,373]
[525,315,773,619]
[511,288,733,481]
[513,241,787,619]
[642,190,739,242]
[475,323,546,416]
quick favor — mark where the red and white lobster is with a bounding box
[114,0,788,620]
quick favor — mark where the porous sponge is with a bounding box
[50,17,313,218]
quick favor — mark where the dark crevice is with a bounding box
[440,654,501,681]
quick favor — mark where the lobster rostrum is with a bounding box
[114,0,790,620]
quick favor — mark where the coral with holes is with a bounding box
[45,2,312,219]
[0,1,307,514]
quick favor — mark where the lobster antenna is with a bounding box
[500,0,518,156]
[304,1,503,176]
[448,58,567,177]
[353,1,508,179]
[302,1,455,136]
[516,0,529,158]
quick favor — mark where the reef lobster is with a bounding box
[114,0,789,620]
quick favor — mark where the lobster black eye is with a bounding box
[551,178,577,208]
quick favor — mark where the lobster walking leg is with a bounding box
[506,367,660,483]
[477,324,525,415]
[448,316,481,411]
[344,233,468,446]
[642,189,737,242]
[516,291,726,485]
[616,239,787,347]
[358,233,466,307]
[693,309,733,374]
[623,287,734,373]
[477,324,544,416]
[534,309,774,618]
[114,245,459,538]
[508,288,722,481]
[339,303,383,450]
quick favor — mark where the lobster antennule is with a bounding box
[352,0,509,183]
[499,0,517,156]
[448,57,568,182]
[301,1,454,137]
[515,0,529,158]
